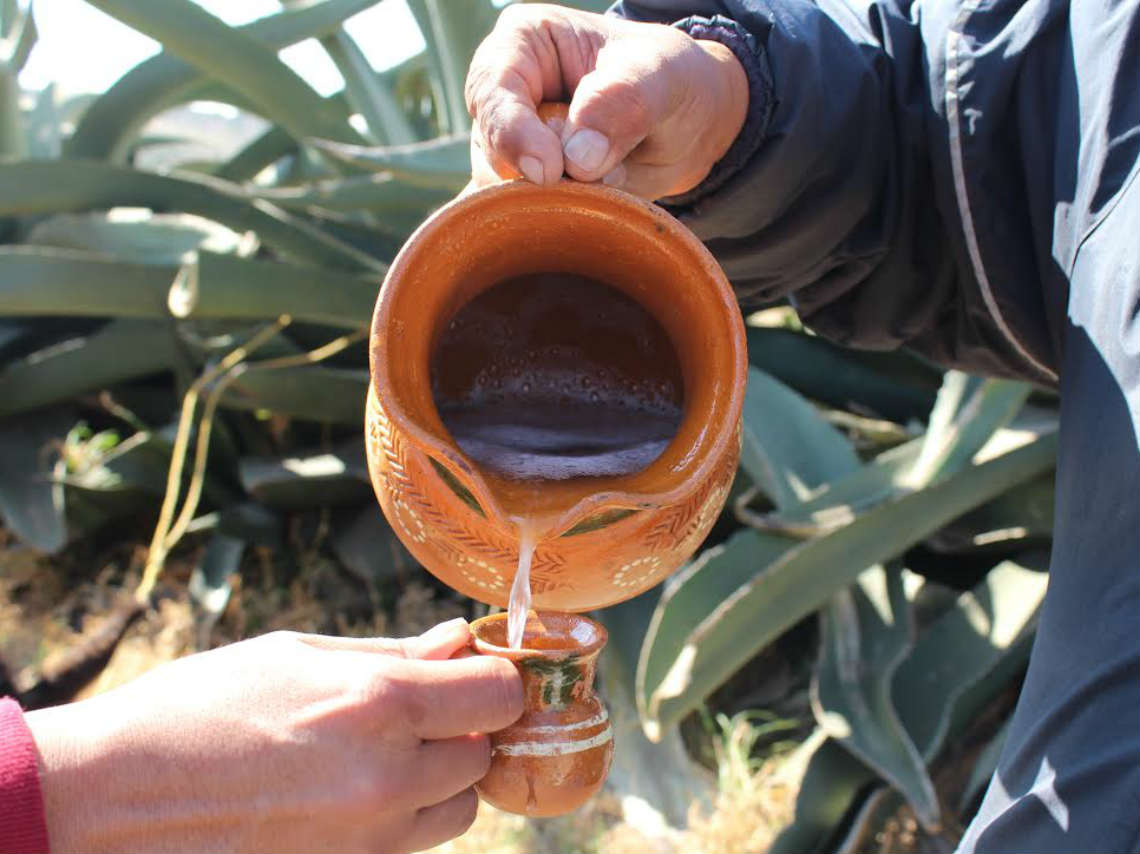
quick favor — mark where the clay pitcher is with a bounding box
[469,612,613,817]
[365,130,747,612]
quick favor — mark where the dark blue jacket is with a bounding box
[613,0,1140,850]
[615,0,1137,386]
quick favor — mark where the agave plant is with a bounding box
[0,0,1057,846]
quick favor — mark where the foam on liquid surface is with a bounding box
[432,273,684,481]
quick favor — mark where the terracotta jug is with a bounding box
[365,170,746,612]
[469,611,613,817]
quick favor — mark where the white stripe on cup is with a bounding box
[494,726,613,757]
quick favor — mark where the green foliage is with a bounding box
[636,361,1055,845]
[0,2,1059,846]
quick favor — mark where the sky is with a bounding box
[19,0,427,97]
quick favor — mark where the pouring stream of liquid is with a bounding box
[507,525,537,649]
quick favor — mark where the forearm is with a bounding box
[687,38,750,181]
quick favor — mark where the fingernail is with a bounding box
[518,155,544,184]
[602,164,625,188]
[564,128,610,172]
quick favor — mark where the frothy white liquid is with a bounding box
[507,527,537,649]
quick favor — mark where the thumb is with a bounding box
[561,58,668,183]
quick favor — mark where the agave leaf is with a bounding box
[739,367,861,508]
[636,527,797,738]
[746,326,941,423]
[331,505,404,586]
[65,429,171,497]
[309,134,469,190]
[767,730,877,854]
[73,422,237,504]
[737,367,938,828]
[189,532,244,641]
[892,559,1046,762]
[429,0,500,128]
[832,787,910,854]
[902,371,1030,489]
[214,501,284,549]
[0,407,72,552]
[758,374,1034,535]
[64,0,380,161]
[0,160,382,272]
[0,319,181,417]
[59,423,236,540]
[813,565,940,830]
[404,0,497,133]
[957,719,1010,815]
[213,125,296,183]
[238,440,370,509]
[0,0,33,147]
[26,212,247,263]
[756,437,925,533]
[0,0,14,35]
[83,0,365,147]
[0,56,20,160]
[22,83,62,160]
[926,470,1055,552]
[0,246,176,316]
[0,1,33,156]
[314,28,418,145]
[220,365,367,424]
[212,53,429,182]
[249,172,451,219]
[639,430,1057,735]
[597,590,714,828]
[0,0,35,71]
[169,250,379,328]
[0,317,26,358]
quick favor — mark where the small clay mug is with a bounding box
[470,611,613,817]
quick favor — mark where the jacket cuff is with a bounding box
[0,697,50,854]
[663,14,775,207]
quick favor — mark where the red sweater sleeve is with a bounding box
[0,698,49,854]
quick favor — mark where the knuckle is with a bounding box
[381,667,427,730]
[495,2,535,29]
[481,99,526,160]
[597,77,654,133]
[464,52,494,115]
[356,662,411,724]
[481,658,523,722]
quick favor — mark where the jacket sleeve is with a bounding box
[611,0,1049,382]
[0,697,51,854]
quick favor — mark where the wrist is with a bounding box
[666,15,775,207]
[25,697,127,852]
[695,38,750,164]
